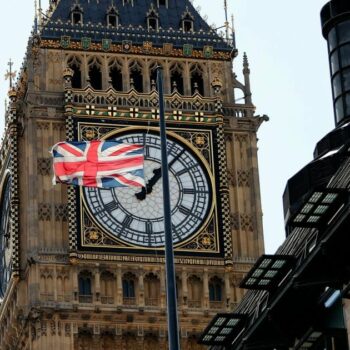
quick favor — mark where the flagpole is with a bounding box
[157,66,181,350]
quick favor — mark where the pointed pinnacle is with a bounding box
[243,52,249,68]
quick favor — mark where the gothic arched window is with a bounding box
[107,6,119,27]
[181,9,194,33]
[190,64,204,95]
[78,271,92,303]
[147,6,159,31]
[144,273,160,306]
[100,271,114,304]
[67,56,82,89]
[122,272,136,304]
[188,275,202,308]
[170,63,184,95]
[129,61,143,92]
[109,59,123,91]
[209,276,223,302]
[71,5,83,25]
[149,62,162,91]
[88,57,103,90]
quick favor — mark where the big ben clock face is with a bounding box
[83,129,214,248]
[0,175,12,298]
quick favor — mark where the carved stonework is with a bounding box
[237,170,251,187]
[230,213,254,231]
[38,203,52,221]
[55,204,68,222]
[38,158,52,176]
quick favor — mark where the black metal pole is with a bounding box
[157,66,181,350]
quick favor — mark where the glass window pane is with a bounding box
[335,97,344,124]
[340,44,350,68]
[331,50,340,74]
[342,68,350,91]
[345,93,350,117]
[338,20,350,45]
[333,73,342,97]
[328,27,337,51]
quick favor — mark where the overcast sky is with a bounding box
[0,0,333,253]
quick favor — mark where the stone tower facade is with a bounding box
[0,0,266,349]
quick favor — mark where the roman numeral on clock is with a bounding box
[146,221,153,234]
[179,205,191,216]
[104,200,119,212]
[183,188,195,194]
[122,216,133,228]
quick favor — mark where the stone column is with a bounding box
[181,269,188,307]
[117,265,123,305]
[225,269,232,310]
[94,269,101,302]
[72,267,78,302]
[138,272,145,307]
[184,62,191,96]
[203,269,209,309]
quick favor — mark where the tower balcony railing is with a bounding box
[188,299,202,308]
[79,294,93,303]
[145,297,160,306]
[100,296,114,305]
[209,301,225,309]
[123,297,136,305]
[222,103,255,118]
[70,87,219,114]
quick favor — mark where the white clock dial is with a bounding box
[83,131,213,247]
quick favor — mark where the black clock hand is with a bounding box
[135,149,185,200]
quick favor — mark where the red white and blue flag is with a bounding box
[51,140,145,188]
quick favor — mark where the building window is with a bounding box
[183,20,193,33]
[148,17,158,31]
[188,275,202,308]
[107,6,119,27]
[144,273,160,306]
[71,5,83,25]
[181,9,194,33]
[108,14,118,27]
[129,61,143,92]
[88,58,103,90]
[170,63,184,95]
[100,271,114,305]
[109,59,123,91]
[67,56,82,89]
[78,271,92,303]
[146,4,159,31]
[209,277,223,302]
[122,272,136,305]
[190,64,204,95]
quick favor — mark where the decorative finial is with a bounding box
[172,81,178,93]
[34,0,38,33]
[4,59,16,89]
[224,0,229,42]
[243,52,250,70]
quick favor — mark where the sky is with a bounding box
[0,0,333,253]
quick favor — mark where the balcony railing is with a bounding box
[123,297,136,305]
[57,294,72,302]
[209,301,225,309]
[79,294,93,303]
[145,298,159,306]
[40,293,54,302]
[188,300,202,308]
[101,296,114,305]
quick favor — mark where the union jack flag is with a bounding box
[51,140,145,188]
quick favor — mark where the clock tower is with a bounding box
[0,1,266,349]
